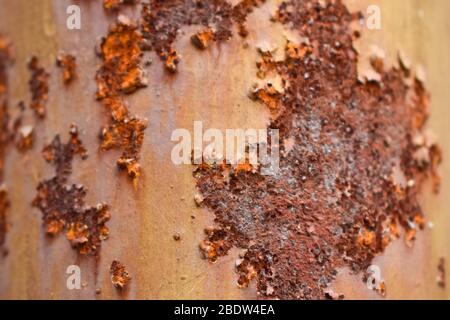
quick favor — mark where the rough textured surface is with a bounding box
[194,0,441,299]
[33,125,111,256]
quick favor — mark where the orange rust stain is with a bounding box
[56,53,76,85]
[96,17,148,187]
[191,28,215,50]
[110,260,131,289]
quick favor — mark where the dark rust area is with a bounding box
[194,0,441,299]
[140,0,265,72]
[33,125,111,255]
[28,56,49,118]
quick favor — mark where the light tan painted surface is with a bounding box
[0,0,448,299]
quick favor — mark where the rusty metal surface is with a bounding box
[0,0,448,299]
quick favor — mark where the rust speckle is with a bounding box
[199,226,232,262]
[28,56,49,118]
[163,49,180,73]
[193,0,442,299]
[33,125,111,255]
[56,53,76,84]
[110,260,131,289]
[96,17,148,186]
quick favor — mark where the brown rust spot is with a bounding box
[173,233,181,241]
[33,125,111,255]
[28,56,49,118]
[193,0,442,299]
[56,53,76,84]
[199,226,232,262]
[110,260,131,289]
[96,17,148,186]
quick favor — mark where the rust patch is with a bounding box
[28,56,49,118]
[140,0,265,71]
[194,0,441,299]
[110,260,131,289]
[0,35,11,253]
[96,17,148,186]
[32,125,111,255]
[56,53,76,85]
